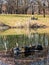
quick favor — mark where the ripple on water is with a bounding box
[30,59,47,65]
[0,60,8,65]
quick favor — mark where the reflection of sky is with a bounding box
[1,0,7,4]
[0,0,7,4]
[0,60,8,65]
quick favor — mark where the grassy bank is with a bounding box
[0,14,49,35]
[0,14,49,27]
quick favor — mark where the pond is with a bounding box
[0,28,49,50]
[0,27,49,35]
[0,28,49,65]
[15,58,49,65]
[0,60,8,65]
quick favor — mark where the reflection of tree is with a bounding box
[0,36,5,50]
[6,35,17,49]
[0,33,49,50]
[3,36,7,51]
[34,33,39,45]
[38,34,44,46]
[44,58,47,65]
[48,34,49,46]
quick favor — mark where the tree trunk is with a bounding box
[43,3,45,17]
[16,0,19,14]
[43,8,45,17]
[38,5,41,14]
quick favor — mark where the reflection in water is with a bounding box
[14,57,49,65]
[30,58,48,65]
[0,33,49,50]
[0,28,49,35]
[0,32,49,65]
[0,61,8,65]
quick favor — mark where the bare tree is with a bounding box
[0,0,3,13]
[0,4,2,13]
[47,0,49,10]
[0,0,48,15]
[42,3,46,17]
[36,0,42,14]
[23,0,27,14]
[7,0,17,14]
[22,0,30,14]
[16,0,19,13]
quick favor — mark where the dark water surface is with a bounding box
[0,28,49,65]
[0,33,49,50]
